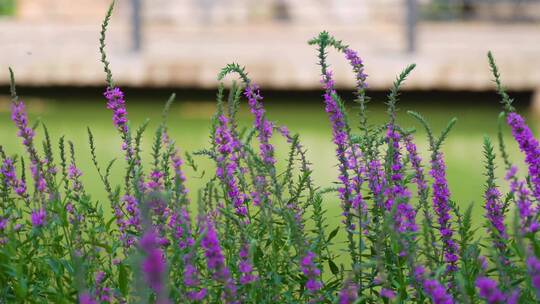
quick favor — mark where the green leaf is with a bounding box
[326,226,340,243]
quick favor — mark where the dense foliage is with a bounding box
[1,3,540,303]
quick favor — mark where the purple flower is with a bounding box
[163,132,189,201]
[423,279,453,304]
[384,126,417,233]
[214,115,247,218]
[320,70,364,230]
[430,152,458,273]
[0,218,7,231]
[140,229,167,295]
[244,84,275,166]
[94,271,111,302]
[527,256,540,296]
[484,187,507,244]
[31,209,46,227]
[104,87,128,134]
[343,47,368,90]
[338,280,358,304]
[380,288,396,299]
[238,243,257,285]
[79,292,96,304]
[1,157,27,198]
[201,220,237,303]
[507,112,540,202]
[300,251,322,292]
[506,168,538,233]
[11,100,47,195]
[11,101,35,147]
[476,277,505,303]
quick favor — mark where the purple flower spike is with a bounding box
[343,47,368,90]
[104,87,128,135]
[320,70,364,229]
[507,112,540,202]
[201,220,237,303]
[11,100,47,195]
[11,101,35,147]
[300,251,322,292]
[423,279,453,304]
[1,157,27,198]
[484,187,507,241]
[476,277,505,304]
[238,243,257,285]
[404,135,428,194]
[527,256,540,296]
[384,126,417,234]
[338,280,358,304]
[244,84,275,166]
[430,152,458,273]
[214,114,247,218]
[31,209,46,228]
[380,288,396,299]
[79,292,96,304]
[140,229,167,295]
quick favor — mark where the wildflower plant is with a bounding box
[2,2,540,304]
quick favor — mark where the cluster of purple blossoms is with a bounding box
[147,170,164,191]
[11,101,35,148]
[140,229,168,296]
[94,271,111,302]
[380,288,396,299]
[484,187,507,243]
[430,152,458,273]
[215,115,247,217]
[404,135,428,195]
[238,243,257,285]
[475,277,514,304]
[163,132,189,200]
[169,208,206,301]
[79,292,96,304]
[104,87,128,135]
[321,70,363,228]
[1,157,27,197]
[244,84,275,166]
[343,47,368,90]
[367,158,386,206]
[506,166,539,233]
[31,209,46,228]
[423,279,453,304]
[300,251,322,292]
[338,280,358,304]
[11,100,47,194]
[114,194,140,248]
[527,256,540,296]
[507,112,540,201]
[201,220,237,303]
[384,126,417,233]
[413,266,453,304]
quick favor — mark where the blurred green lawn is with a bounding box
[0,90,533,235]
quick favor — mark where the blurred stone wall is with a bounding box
[14,0,403,26]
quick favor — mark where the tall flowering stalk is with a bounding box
[169,207,206,301]
[384,127,417,233]
[140,229,169,302]
[300,251,322,293]
[10,87,47,197]
[1,157,27,199]
[214,114,247,218]
[506,112,540,202]
[430,152,458,273]
[201,219,237,303]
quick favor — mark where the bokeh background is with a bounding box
[1,0,540,228]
